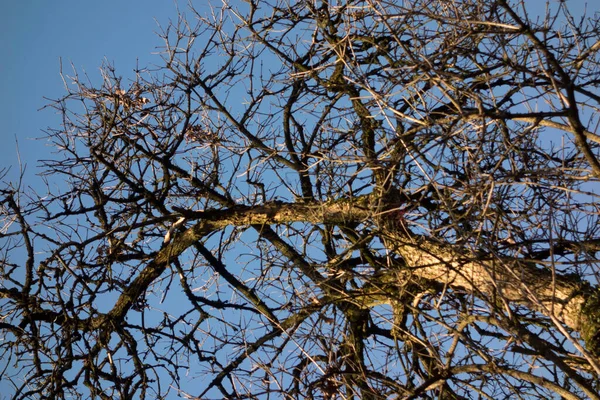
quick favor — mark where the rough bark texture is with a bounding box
[3,0,600,398]
[101,200,600,355]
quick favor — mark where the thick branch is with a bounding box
[105,198,600,355]
[385,233,599,354]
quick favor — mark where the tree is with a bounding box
[2,0,600,398]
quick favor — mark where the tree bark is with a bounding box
[103,198,600,357]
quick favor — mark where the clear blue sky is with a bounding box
[0,0,593,185]
[0,2,181,397]
[0,1,596,398]
[0,1,181,184]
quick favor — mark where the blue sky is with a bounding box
[0,2,183,397]
[0,0,594,185]
[0,0,598,398]
[0,1,181,184]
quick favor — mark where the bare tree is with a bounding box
[2,0,600,398]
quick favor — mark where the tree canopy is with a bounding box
[2,0,600,398]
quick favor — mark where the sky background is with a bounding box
[0,1,183,187]
[0,0,597,398]
[0,0,594,187]
[0,2,183,397]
